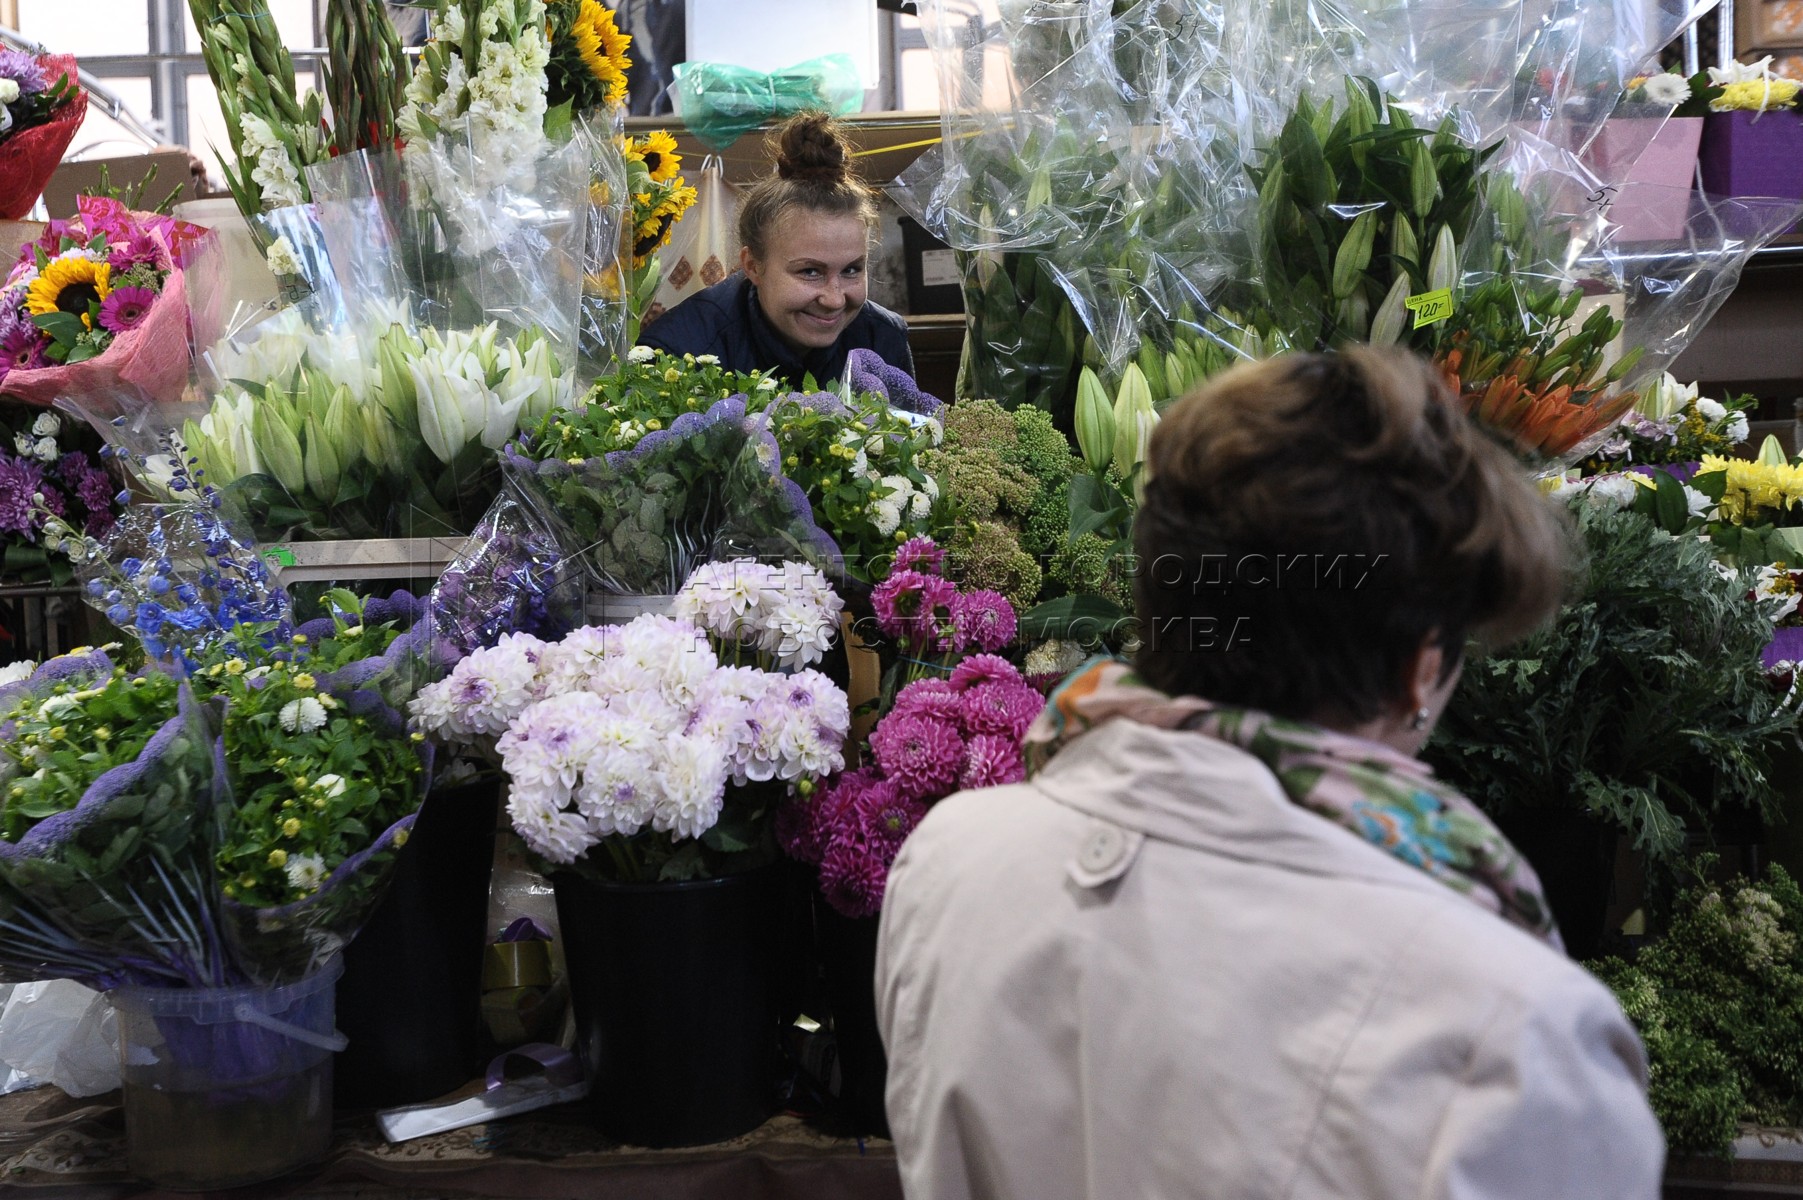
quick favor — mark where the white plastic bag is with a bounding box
[650,155,738,321]
[0,980,121,1097]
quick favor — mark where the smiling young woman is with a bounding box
[635,111,915,389]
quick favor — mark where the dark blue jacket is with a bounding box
[637,273,914,389]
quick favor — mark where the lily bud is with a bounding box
[1073,366,1116,476]
[303,412,341,506]
[252,403,306,495]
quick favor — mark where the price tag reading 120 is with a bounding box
[1404,288,1454,330]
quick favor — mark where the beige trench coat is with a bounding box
[875,718,1664,1199]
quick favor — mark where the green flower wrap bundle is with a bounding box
[671,54,864,152]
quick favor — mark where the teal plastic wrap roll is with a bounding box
[672,54,865,151]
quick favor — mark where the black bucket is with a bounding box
[816,899,890,1137]
[554,863,783,1147]
[335,776,501,1109]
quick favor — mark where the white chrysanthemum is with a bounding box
[755,376,778,391]
[907,492,931,522]
[651,737,730,839]
[761,597,837,669]
[279,696,328,734]
[693,354,720,366]
[510,797,593,865]
[0,661,35,688]
[408,679,462,738]
[1727,412,1751,443]
[870,499,902,537]
[285,853,328,892]
[535,624,619,695]
[600,685,686,734]
[312,773,348,798]
[1696,397,1728,422]
[626,344,656,363]
[438,634,545,737]
[576,742,660,837]
[498,692,608,797]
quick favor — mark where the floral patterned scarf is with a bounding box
[1025,659,1560,948]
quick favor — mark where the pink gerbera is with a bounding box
[868,711,964,800]
[0,324,44,373]
[97,287,157,334]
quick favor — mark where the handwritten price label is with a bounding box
[1404,288,1454,329]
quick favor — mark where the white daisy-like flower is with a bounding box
[693,354,720,366]
[1727,412,1751,443]
[1641,73,1691,107]
[279,696,328,734]
[627,344,656,363]
[285,853,328,892]
[1696,397,1728,422]
[312,773,348,798]
[0,661,36,688]
[870,498,902,537]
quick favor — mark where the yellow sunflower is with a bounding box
[635,130,681,184]
[572,0,632,106]
[26,257,112,327]
[632,182,697,265]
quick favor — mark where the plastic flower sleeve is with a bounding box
[670,54,865,153]
[502,395,842,598]
[215,598,435,986]
[427,487,585,663]
[575,111,631,375]
[0,660,232,988]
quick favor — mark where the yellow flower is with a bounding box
[225,658,247,675]
[94,726,110,742]
[1713,77,1801,112]
[26,257,112,327]
[267,849,288,868]
[282,817,302,838]
[394,828,411,850]
[292,672,317,690]
[663,366,682,382]
[635,130,681,184]
[570,0,631,105]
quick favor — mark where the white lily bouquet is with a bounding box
[176,306,575,540]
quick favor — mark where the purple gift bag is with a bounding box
[1700,110,1803,209]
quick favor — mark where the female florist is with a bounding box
[7,0,1803,1194]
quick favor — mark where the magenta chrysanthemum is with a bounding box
[869,711,963,800]
[779,766,876,864]
[950,588,1017,653]
[871,568,957,649]
[97,287,157,334]
[892,535,944,576]
[949,653,1023,691]
[959,680,1044,740]
[817,780,928,918]
[893,677,963,724]
[960,732,1025,790]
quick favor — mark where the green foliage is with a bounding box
[1427,506,1800,865]
[947,520,1043,612]
[1592,863,1803,1154]
[539,350,945,584]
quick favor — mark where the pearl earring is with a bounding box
[1409,707,1431,732]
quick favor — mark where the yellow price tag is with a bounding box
[1404,288,1454,329]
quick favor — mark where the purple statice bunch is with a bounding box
[844,347,944,418]
[429,491,581,663]
[672,558,845,671]
[779,654,1043,918]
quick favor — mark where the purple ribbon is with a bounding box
[498,916,552,943]
[484,1043,584,1092]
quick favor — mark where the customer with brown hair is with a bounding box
[875,348,1664,1199]
[636,110,914,387]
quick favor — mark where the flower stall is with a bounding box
[10,0,1803,1192]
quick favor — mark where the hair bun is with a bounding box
[773,111,854,185]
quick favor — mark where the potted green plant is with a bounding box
[1426,503,1800,958]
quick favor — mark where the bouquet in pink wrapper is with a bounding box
[0,195,208,408]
